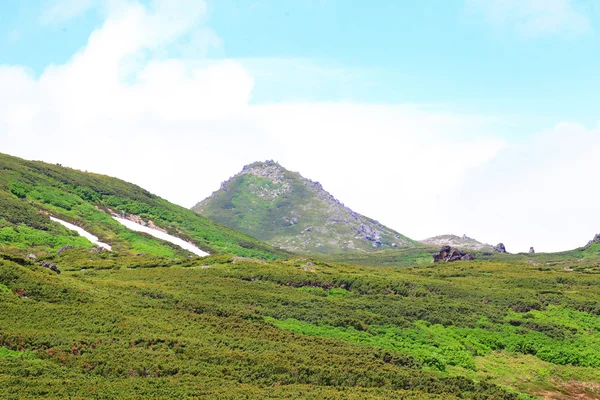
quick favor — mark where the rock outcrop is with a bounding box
[39,261,60,274]
[57,245,74,256]
[433,245,476,262]
[529,247,535,254]
[493,243,507,253]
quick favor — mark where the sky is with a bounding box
[0,0,599,253]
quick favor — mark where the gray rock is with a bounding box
[529,247,535,254]
[493,243,507,253]
[27,253,37,261]
[433,245,476,262]
[40,261,61,274]
[57,245,74,256]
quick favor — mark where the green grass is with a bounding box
[0,348,32,359]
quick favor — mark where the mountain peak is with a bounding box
[193,162,416,254]
[242,159,282,170]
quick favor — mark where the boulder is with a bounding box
[40,261,61,274]
[433,245,476,262]
[529,247,535,254]
[493,243,507,253]
[27,253,37,261]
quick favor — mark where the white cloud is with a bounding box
[443,122,600,252]
[467,0,592,37]
[1,0,597,253]
[41,0,103,24]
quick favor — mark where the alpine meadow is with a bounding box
[2,1,600,399]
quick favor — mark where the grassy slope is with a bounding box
[1,247,600,398]
[194,163,418,254]
[0,152,287,260]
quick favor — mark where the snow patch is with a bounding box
[111,217,209,257]
[50,216,112,250]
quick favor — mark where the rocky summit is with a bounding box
[192,160,416,254]
[420,234,493,252]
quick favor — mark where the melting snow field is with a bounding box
[111,217,209,257]
[50,216,112,250]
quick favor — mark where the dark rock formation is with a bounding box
[529,247,535,254]
[433,245,476,262]
[57,245,74,256]
[493,243,507,253]
[40,261,61,274]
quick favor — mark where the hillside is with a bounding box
[193,161,417,254]
[420,234,494,252]
[0,153,287,260]
[2,246,600,398]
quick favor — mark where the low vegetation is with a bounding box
[1,245,600,399]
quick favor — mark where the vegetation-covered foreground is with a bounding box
[0,152,287,260]
[2,244,600,399]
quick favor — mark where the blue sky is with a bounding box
[0,0,599,252]
[2,0,599,129]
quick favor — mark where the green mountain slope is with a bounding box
[193,160,418,254]
[0,152,287,260]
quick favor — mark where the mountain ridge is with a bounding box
[420,234,494,252]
